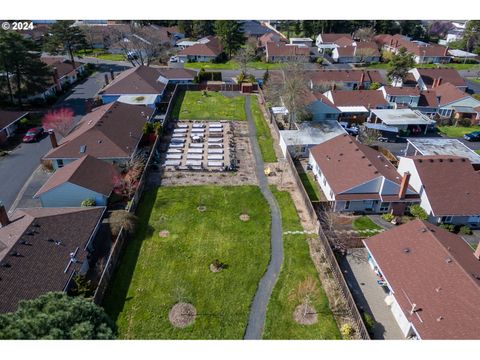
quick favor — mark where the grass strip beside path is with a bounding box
[250,96,277,162]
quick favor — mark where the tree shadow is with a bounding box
[101,187,159,323]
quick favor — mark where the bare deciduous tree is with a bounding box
[235,42,256,76]
[354,27,376,42]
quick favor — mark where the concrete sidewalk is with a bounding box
[8,166,52,212]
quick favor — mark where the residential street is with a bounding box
[0,65,125,211]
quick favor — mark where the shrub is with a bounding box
[439,224,456,232]
[142,122,154,135]
[456,118,472,127]
[369,82,382,90]
[81,198,96,207]
[108,210,138,237]
[340,323,354,339]
[409,204,428,220]
[381,213,395,222]
[0,150,8,157]
[362,312,376,336]
[459,226,472,235]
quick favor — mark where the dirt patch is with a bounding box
[239,213,250,221]
[197,205,207,212]
[159,230,170,238]
[168,303,197,328]
[293,303,318,325]
[209,263,221,273]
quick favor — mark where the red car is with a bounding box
[22,127,44,143]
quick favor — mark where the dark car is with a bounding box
[464,131,480,142]
[22,127,44,143]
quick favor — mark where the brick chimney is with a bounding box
[436,77,442,87]
[0,203,9,227]
[104,73,109,86]
[332,83,336,91]
[52,67,62,92]
[110,70,115,81]
[48,130,58,148]
[395,40,399,48]
[474,242,480,260]
[444,46,449,57]
[390,38,394,46]
[358,71,365,90]
[398,171,411,199]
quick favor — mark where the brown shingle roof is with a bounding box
[319,33,353,44]
[375,34,450,57]
[418,90,440,107]
[43,102,153,161]
[364,219,480,339]
[0,110,28,131]
[307,70,384,86]
[382,86,420,96]
[0,207,105,313]
[157,67,197,79]
[178,36,222,57]
[259,32,287,47]
[34,155,119,198]
[408,155,480,216]
[266,42,310,57]
[100,66,166,95]
[434,82,470,106]
[310,134,404,195]
[336,42,380,58]
[327,89,389,108]
[416,68,466,89]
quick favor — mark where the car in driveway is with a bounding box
[464,131,480,141]
[22,127,44,143]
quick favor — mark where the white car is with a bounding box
[169,56,179,63]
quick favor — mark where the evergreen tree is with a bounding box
[0,30,51,106]
[192,20,215,38]
[177,20,194,37]
[387,47,414,86]
[214,20,246,59]
[44,20,87,67]
[0,292,116,340]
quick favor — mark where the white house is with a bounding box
[308,134,419,214]
[397,155,480,227]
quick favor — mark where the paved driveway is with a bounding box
[339,248,404,340]
[0,66,124,211]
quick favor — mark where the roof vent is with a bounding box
[461,158,466,162]
[435,287,442,292]
[0,262,11,268]
[403,247,410,253]
[429,159,434,163]
[449,158,454,162]
[361,155,366,159]
[80,145,86,153]
[339,153,343,156]
[9,251,21,257]
[445,257,453,264]
[20,240,32,246]
[421,228,428,233]
[439,159,443,162]
[436,316,443,322]
[55,240,63,246]
[367,163,372,167]
[418,159,423,163]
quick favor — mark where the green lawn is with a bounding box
[250,96,277,162]
[352,216,382,237]
[184,60,285,70]
[467,77,480,84]
[475,150,480,155]
[263,186,340,339]
[75,49,126,61]
[299,172,321,202]
[438,125,480,138]
[171,91,246,121]
[363,63,479,71]
[103,185,271,339]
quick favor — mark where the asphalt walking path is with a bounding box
[243,95,284,340]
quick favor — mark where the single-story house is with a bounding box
[34,155,119,207]
[416,90,440,116]
[397,155,480,227]
[404,137,480,168]
[375,34,452,64]
[363,219,480,339]
[369,108,436,135]
[315,33,354,54]
[0,205,105,313]
[265,42,310,62]
[0,110,28,144]
[379,86,421,108]
[408,68,467,91]
[308,134,419,214]
[307,70,384,91]
[42,101,154,169]
[177,36,223,63]
[323,89,389,123]
[331,42,380,64]
[258,31,287,49]
[300,91,341,121]
[99,65,196,106]
[289,37,313,47]
[279,121,346,158]
[433,82,480,122]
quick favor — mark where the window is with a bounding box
[390,96,396,102]
[329,190,334,198]
[441,216,453,223]
[379,202,390,212]
[345,201,350,210]
[57,159,64,168]
[323,177,327,186]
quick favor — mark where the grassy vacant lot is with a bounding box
[250,96,277,162]
[172,91,246,121]
[263,186,341,339]
[352,216,382,237]
[438,125,480,138]
[103,186,271,339]
[184,60,285,70]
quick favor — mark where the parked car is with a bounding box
[463,131,480,142]
[22,127,44,143]
[169,56,179,63]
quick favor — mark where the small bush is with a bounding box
[439,224,456,232]
[142,122,154,135]
[362,312,376,336]
[459,226,472,235]
[81,198,96,207]
[340,323,354,339]
[456,118,472,127]
[109,210,138,237]
[409,204,428,220]
[381,213,395,222]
